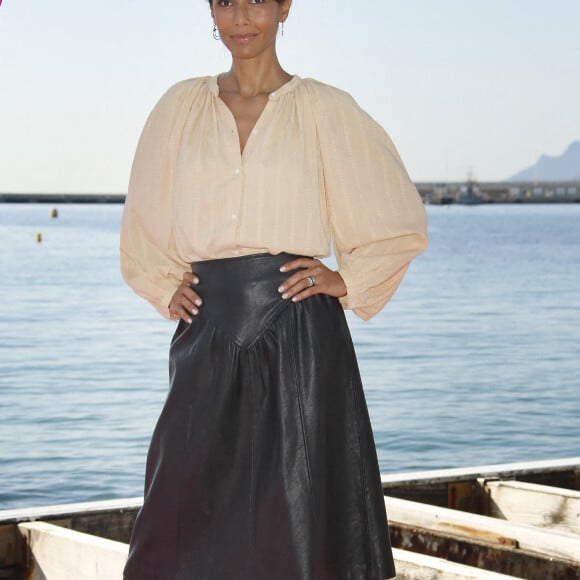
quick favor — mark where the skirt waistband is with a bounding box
[192,252,306,280]
[185,253,308,348]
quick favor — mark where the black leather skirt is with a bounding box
[124,253,395,580]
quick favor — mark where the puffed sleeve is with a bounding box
[306,80,428,321]
[120,80,198,318]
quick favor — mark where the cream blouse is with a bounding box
[120,75,428,321]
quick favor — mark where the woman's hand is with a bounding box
[278,258,347,303]
[168,272,202,323]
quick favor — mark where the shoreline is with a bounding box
[2,179,580,205]
[0,193,125,204]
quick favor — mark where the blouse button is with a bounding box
[231,213,238,220]
[234,168,240,175]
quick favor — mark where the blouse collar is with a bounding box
[208,74,301,101]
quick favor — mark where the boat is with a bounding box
[455,169,486,205]
[457,181,485,205]
[1,457,578,579]
[383,456,580,578]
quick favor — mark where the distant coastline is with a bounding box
[1,181,580,205]
[0,193,125,204]
[417,180,580,204]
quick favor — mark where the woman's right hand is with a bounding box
[168,271,202,323]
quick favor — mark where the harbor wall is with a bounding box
[1,181,580,204]
[416,181,580,204]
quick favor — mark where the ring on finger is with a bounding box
[307,275,316,287]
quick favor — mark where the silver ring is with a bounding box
[307,275,316,287]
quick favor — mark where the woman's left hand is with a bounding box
[278,258,347,302]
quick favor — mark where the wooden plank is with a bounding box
[0,498,142,547]
[382,457,580,511]
[0,497,142,525]
[393,548,517,580]
[390,521,578,580]
[382,456,580,487]
[385,496,580,565]
[480,479,580,535]
[392,548,520,579]
[0,524,20,569]
[17,522,128,580]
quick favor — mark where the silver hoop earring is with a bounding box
[213,25,220,40]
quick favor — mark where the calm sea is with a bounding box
[1,203,579,510]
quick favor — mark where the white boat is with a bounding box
[1,457,579,579]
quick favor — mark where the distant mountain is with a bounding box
[508,141,580,181]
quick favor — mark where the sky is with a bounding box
[0,0,579,193]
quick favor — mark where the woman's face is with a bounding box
[211,0,291,60]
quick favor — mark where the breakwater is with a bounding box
[2,181,580,205]
[417,180,580,204]
[0,193,125,203]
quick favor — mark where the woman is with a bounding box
[120,1,427,578]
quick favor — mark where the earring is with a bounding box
[213,24,220,40]
[280,21,284,37]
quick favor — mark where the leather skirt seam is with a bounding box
[245,298,292,349]
[192,299,293,351]
[248,353,256,575]
[288,309,316,524]
[348,360,374,575]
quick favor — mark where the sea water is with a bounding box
[0,203,579,509]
